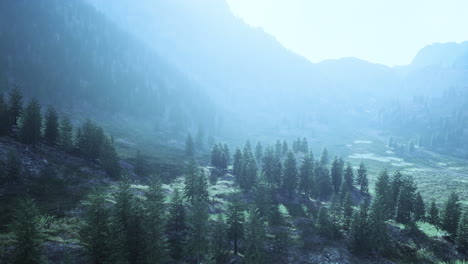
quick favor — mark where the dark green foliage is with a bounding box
[20,99,42,145]
[270,226,291,264]
[166,188,187,261]
[58,115,73,152]
[441,192,461,237]
[184,158,209,204]
[185,133,195,158]
[299,153,314,197]
[390,171,404,217]
[244,207,267,264]
[100,137,121,179]
[356,162,369,194]
[8,86,23,127]
[315,162,332,199]
[316,207,332,237]
[76,120,105,160]
[223,144,230,163]
[329,195,343,238]
[301,137,309,153]
[331,157,344,194]
[427,201,439,226]
[274,140,282,157]
[395,176,416,226]
[80,189,112,264]
[232,148,243,179]
[10,198,46,264]
[255,141,263,163]
[374,169,392,220]
[211,143,227,170]
[413,192,425,222]
[239,142,257,191]
[0,93,9,135]
[28,166,66,205]
[343,192,354,231]
[5,149,21,183]
[210,214,229,264]
[456,212,467,254]
[187,200,209,264]
[369,197,390,254]
[144,176,167,264]
[282,140,288,156]
[44,105,59,146]
[342,162,354,194]
[227,194,245,255]
[349,199,370,254]
[320,148,329,166]
[254,180,273,219]
[282,151,297,197]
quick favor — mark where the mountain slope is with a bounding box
[0,0,215,135]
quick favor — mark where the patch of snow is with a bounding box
[353,140,372,144]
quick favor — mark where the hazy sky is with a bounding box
[226,0,468,66]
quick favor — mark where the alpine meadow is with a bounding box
[0,0,467,263]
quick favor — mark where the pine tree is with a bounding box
[44,105,59,146]
[184,158,208,204]
[227,194,245,255]
[134,150,146,176]
[239,142,257,191]
[76,120,105,160]
[58,115,73,152]
[395,178,416,226]
[80,189,112,264]
[271,225,291,264]
[166,188,188,261]
[343,162,354,194]
[316,206,332,238]
[223,144,230,164]
[0,93,9,135]
[275,140,282,157]
[343,192,354,231]
[455,212,468,254]
[8,86,23,127]
[20,99,42,145]
[244,207,267,264]
[349,199,370,254]
[413,192,425,222]
[262,146,277,188]
[210,214,229,264]
[282,140,288,156]
[315,162,332,199]
[187,200,209,264]
[369,197,390,254]
[255,141,263,164]
[10,198,46,264]
[301,137,309,153]
[185,133,195,158]
[282,151,297,197]
[320,148,329,166]
[427,201,439,226]
[254,179,273,219]
[390,171,404,217]
[144,176,167,264]
[329,195,343,238]
[441,192,461,237]
[233,148,243,179]
[374,169,392,220]
[331,157,344,194]
[100,137,121,179]
[356,162,369,194]
[299,153,314,197]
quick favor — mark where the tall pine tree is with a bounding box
[20,99,42,145]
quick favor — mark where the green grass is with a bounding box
[417,222,447,238]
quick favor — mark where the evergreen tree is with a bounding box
[342,162,354,194]
[349,199,370,254]
[0,93,9,135]
[184,158,209,204]
[185,133,195,158]
[211,144,222,169]
[187,200,209,264]
[166,188,188,261]
[244,207,267,264]
[356,162,369,194]
[427,201,439,226]
[255,141,263,164]
[390,171,404,217]
[232,148,243,179]
[320,148,329,166]
[441,192,461,237]
[227,194,245,255]
[282,151,298,197]
[343,192,354,231]
[210,214,229,264]
[262,146,277,188]
[223,144,230,164]
[58,115,73,152]
[369,197,390,254]
[275,140,282,157]
[282,140,288,156]
[43,105,59,146]
[374,169,392,219]
[10,198,46,264]
[271,226,291,264]
[413,192,425,222]
[144,176,167,264]
[76,120,105,160]
[329,195,343,238]
[315,162,332,199]
[5,149,21,183]
[316,206,332,238]
[395,177,416,226]
[301,137,309,153]
[254,179,273,219]
[20,99,42,145]
[330,157,344,194]
[8,86,23,127]
[100,137,121,179]
[455,212,468,254]
[299,153,314,197]
[80,189,112,264]
[239,142,257,191]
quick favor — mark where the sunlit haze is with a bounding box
[227,0,468,66]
